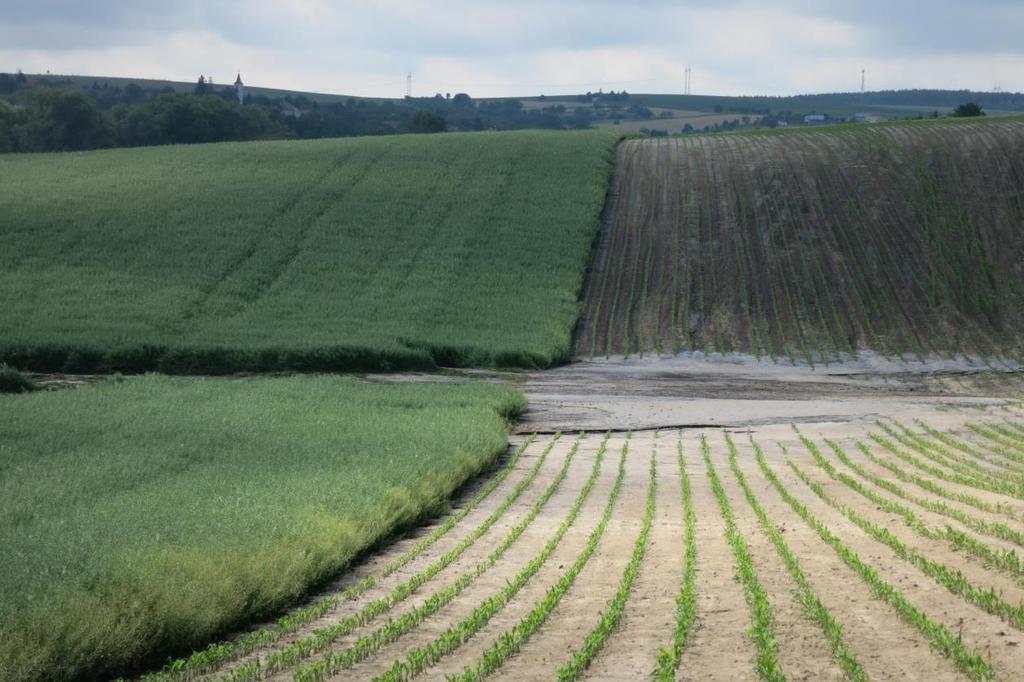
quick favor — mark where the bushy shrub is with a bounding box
[0,364,36,393]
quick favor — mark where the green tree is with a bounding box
[407,110,446,133]
[952,102,985,117]
[451,92,473,109]
[0,101,26,151]
[0,73,16,94]
[19,89,113,151]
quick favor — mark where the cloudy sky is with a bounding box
[2,0,1022,98]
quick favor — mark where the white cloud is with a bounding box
[1,1,1022,97]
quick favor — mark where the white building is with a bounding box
[234,73,244,105]
[804,114,826,125]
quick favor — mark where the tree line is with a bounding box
[0,75,591,153]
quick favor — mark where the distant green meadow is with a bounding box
[0,375,524,680]
[0,130,618,373]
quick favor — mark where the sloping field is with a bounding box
[0,130,617,373]
[145,402,1024,681]
[0,376,523,681]
[575,119,1024,362]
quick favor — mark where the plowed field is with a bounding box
[575,119,1024,362]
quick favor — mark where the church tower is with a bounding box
[234,73,244,104]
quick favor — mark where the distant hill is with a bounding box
[25,73,384,104]
[4,74,1019,151]
[22,73,1024,114]
[524,89,1024,115]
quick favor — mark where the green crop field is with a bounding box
[0,130,618,374]
[0,375,523,681]
[575,118,1024,362]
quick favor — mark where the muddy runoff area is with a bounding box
[517,351,1022,433]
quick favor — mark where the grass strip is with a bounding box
[733,436,867,681]
[754,443,995,680]
[788,454,1024,632]
[556,447,656,680]
[702,435,784,681]
[289,434,603,682]
[809,436,1024,585]
[143,434,541,681]
[870,432,1024,502]
[256,434,565,677]
[654,437,697,680]
[443,438,631,682]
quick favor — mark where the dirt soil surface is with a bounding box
[158,355,1024,681]
[575,124,1024,361]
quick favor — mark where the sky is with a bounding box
[1,0,1022,99]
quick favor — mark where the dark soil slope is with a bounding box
[575,119,1024,363]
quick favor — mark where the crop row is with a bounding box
[793,437,1024,626]
[556,446,656,680]
[827,435,1024,549]
[259,435,575,678]
[445,438,629,681]
[870,431,1024,501]
[701,435,783,680]
[290,435,601,681]
[735,437,867,681]
[811,436,1024,583]
[155,423,1024,681]
[755,441,996,679]
[654,438,697,680]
